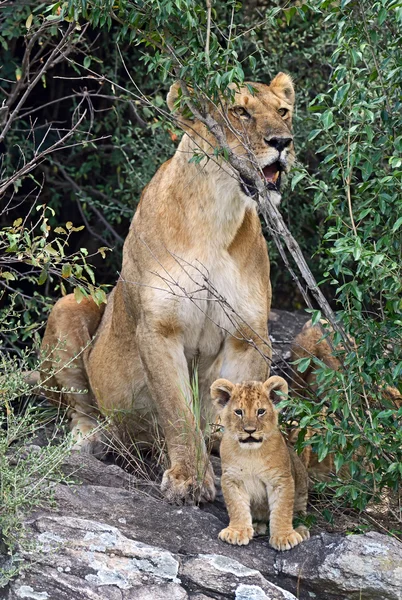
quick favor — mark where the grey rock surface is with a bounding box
[3,456,402,600]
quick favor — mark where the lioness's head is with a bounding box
[211,376,288,449]
[167,74,295,205]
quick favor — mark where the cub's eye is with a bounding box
[234,409,243,417]
[257,408,266,416]
[278,108,289,117]
[232,106,251,120]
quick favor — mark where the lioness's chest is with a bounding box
[174,255,256,356]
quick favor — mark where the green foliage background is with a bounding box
[0,0,401,524]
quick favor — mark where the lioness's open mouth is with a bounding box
[240,161,282,198]
[262,161,282,191]
[239,436,263,444]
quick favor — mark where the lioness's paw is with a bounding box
[161,462,216,505]
[253,521,267,536]
[295,525,310,541]
[219,526,253,546]
[71,424,107,459]
[270,529,303,551]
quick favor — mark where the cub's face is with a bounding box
[211,376,288,450]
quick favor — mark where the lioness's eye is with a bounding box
[234,409,243,416]
[257,408,266,416]
[278,108,289,117]
[232,107,250,120]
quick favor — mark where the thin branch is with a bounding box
[205,0,212,69]
[0,23,76,144]
[0,111,88,197]
[53,162,124,244]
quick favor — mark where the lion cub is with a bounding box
[211,376,309,551]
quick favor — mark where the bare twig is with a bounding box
[0,111,88,197]
[0,23,76,144]
[54,162,124,244]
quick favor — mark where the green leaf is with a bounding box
[37,270,48,285]
[94,288,107,305]
[61,263,72,278]
[295,357,311,374]
[392,216,402,232]
[74,287,85,303]
[291,171,307,190]
[308,129,322,141]
[26,13,33,30]
[321,110,334,129]
[1,271,16,281]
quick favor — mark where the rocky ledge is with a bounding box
[2,452,401,600]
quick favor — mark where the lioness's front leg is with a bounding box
[219,476,254,546]
[220,326,270,384]
[137,321,215,504]
[266,478,303,551]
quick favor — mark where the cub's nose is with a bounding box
[244,426,257,434]
[265,136,293,152]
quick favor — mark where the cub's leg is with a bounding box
[136,320,216,504]
[218,476,254,546]
[40,294,105,455]
[267,477,304,551]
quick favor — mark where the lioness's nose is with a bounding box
[265,136,293,152]
[244,426,256,434]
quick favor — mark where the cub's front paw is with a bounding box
[161,461,216,505]
[219,526,253,546]
[270,529,303,551]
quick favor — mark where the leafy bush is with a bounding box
[286,0,402,509]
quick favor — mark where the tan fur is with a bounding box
[40,296,106,455]
[288,320,402,479]
[211,376,309,551]
[40,73,296,503]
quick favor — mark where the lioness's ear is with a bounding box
[166,81,194,116]
[210,379,235,407]
[167,82,182,113]
[270,72,295,106]
[263,376,288,406]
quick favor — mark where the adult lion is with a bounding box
[40,73,296,503]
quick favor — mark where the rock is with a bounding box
[5,512,295,600]
[276,531,402,600]
[3,456,402,600]
[268,309,309,377]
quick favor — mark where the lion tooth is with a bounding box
[272,171,279,182]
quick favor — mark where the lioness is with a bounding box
[211,376,309,550]
[40,73,296,503]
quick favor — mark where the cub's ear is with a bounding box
[263,376,288,406]
[210,379,235,407]
[269,72,295,106]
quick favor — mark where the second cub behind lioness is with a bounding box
[211,376,309,551]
